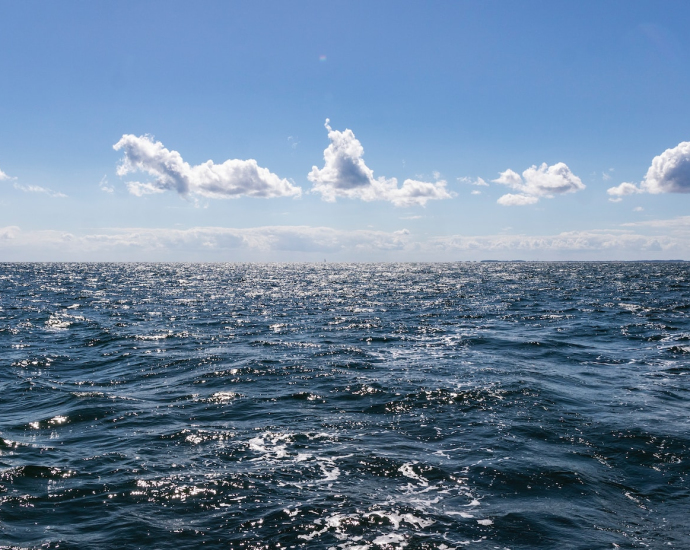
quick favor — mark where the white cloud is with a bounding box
[493,169,523,188]
[622,215,690,231]
[458,176,488,187]
[308,120,453,207]
[2,219,690,261]
[634,206,644,212]
[607,141,690,200]
[471,190,481,195]
[392,178,453,207]
[0,224,412,261]
[113,134,301,200]
[0,226,20,240]
[642,141,690,194]
[496,193,539,206]
[607,181,642,202]
[430,225,690,255]
[126,181,165,196]
[429,230,678,257]
[493,162,585,206]
[13,182,67,198]
[602,172,611,181]
[0,165,65,197]
[99,175,114,194]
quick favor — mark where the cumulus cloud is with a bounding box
[308,120,453,207]
[113,134,301,200]
[13,183,67,198]
[493,162,585,206]
[608,141,690,200]
[607,181,642,202]
[642,141,690,194]
[493,169,523,188]
[496,193,539,206]
[0,167,11,181]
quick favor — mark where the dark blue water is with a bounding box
[1,263,689,549]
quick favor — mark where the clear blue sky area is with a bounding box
[1,1,690,260]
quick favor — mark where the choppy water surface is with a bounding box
[1,262,689,549]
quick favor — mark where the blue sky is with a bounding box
[2,0,690,260]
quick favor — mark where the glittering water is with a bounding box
[1,262,689,549]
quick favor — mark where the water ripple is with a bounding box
[1,262,689,548]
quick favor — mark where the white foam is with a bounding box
[319,463,340,482]
[298,513,350,541]
[307,432,332,440]
[399,462,429,486]
[366,511,434,530]
[372,533,406,545]
[248,432,292,460]
[447,511,475,518]
[400,513,434,529]
[135,333,170,340]
[209,391,239,403]
[45,315,71,329]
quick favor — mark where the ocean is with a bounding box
[1,262,688,549]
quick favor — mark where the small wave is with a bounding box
[134,333,171,340]
[290,392,324,402]
[208,391,241,403]
[0,465,74,481]
[666,345,690,354]
[45,315,72,329]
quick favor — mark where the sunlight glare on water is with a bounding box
[1,262,689,549]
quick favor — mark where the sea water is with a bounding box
[1,262,689,549]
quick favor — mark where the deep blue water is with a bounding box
[1,262,689,549]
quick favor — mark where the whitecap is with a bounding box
[372,533,406,545]
[399,462,429,486]
[209,391,240,403]
[45,315,71,329]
